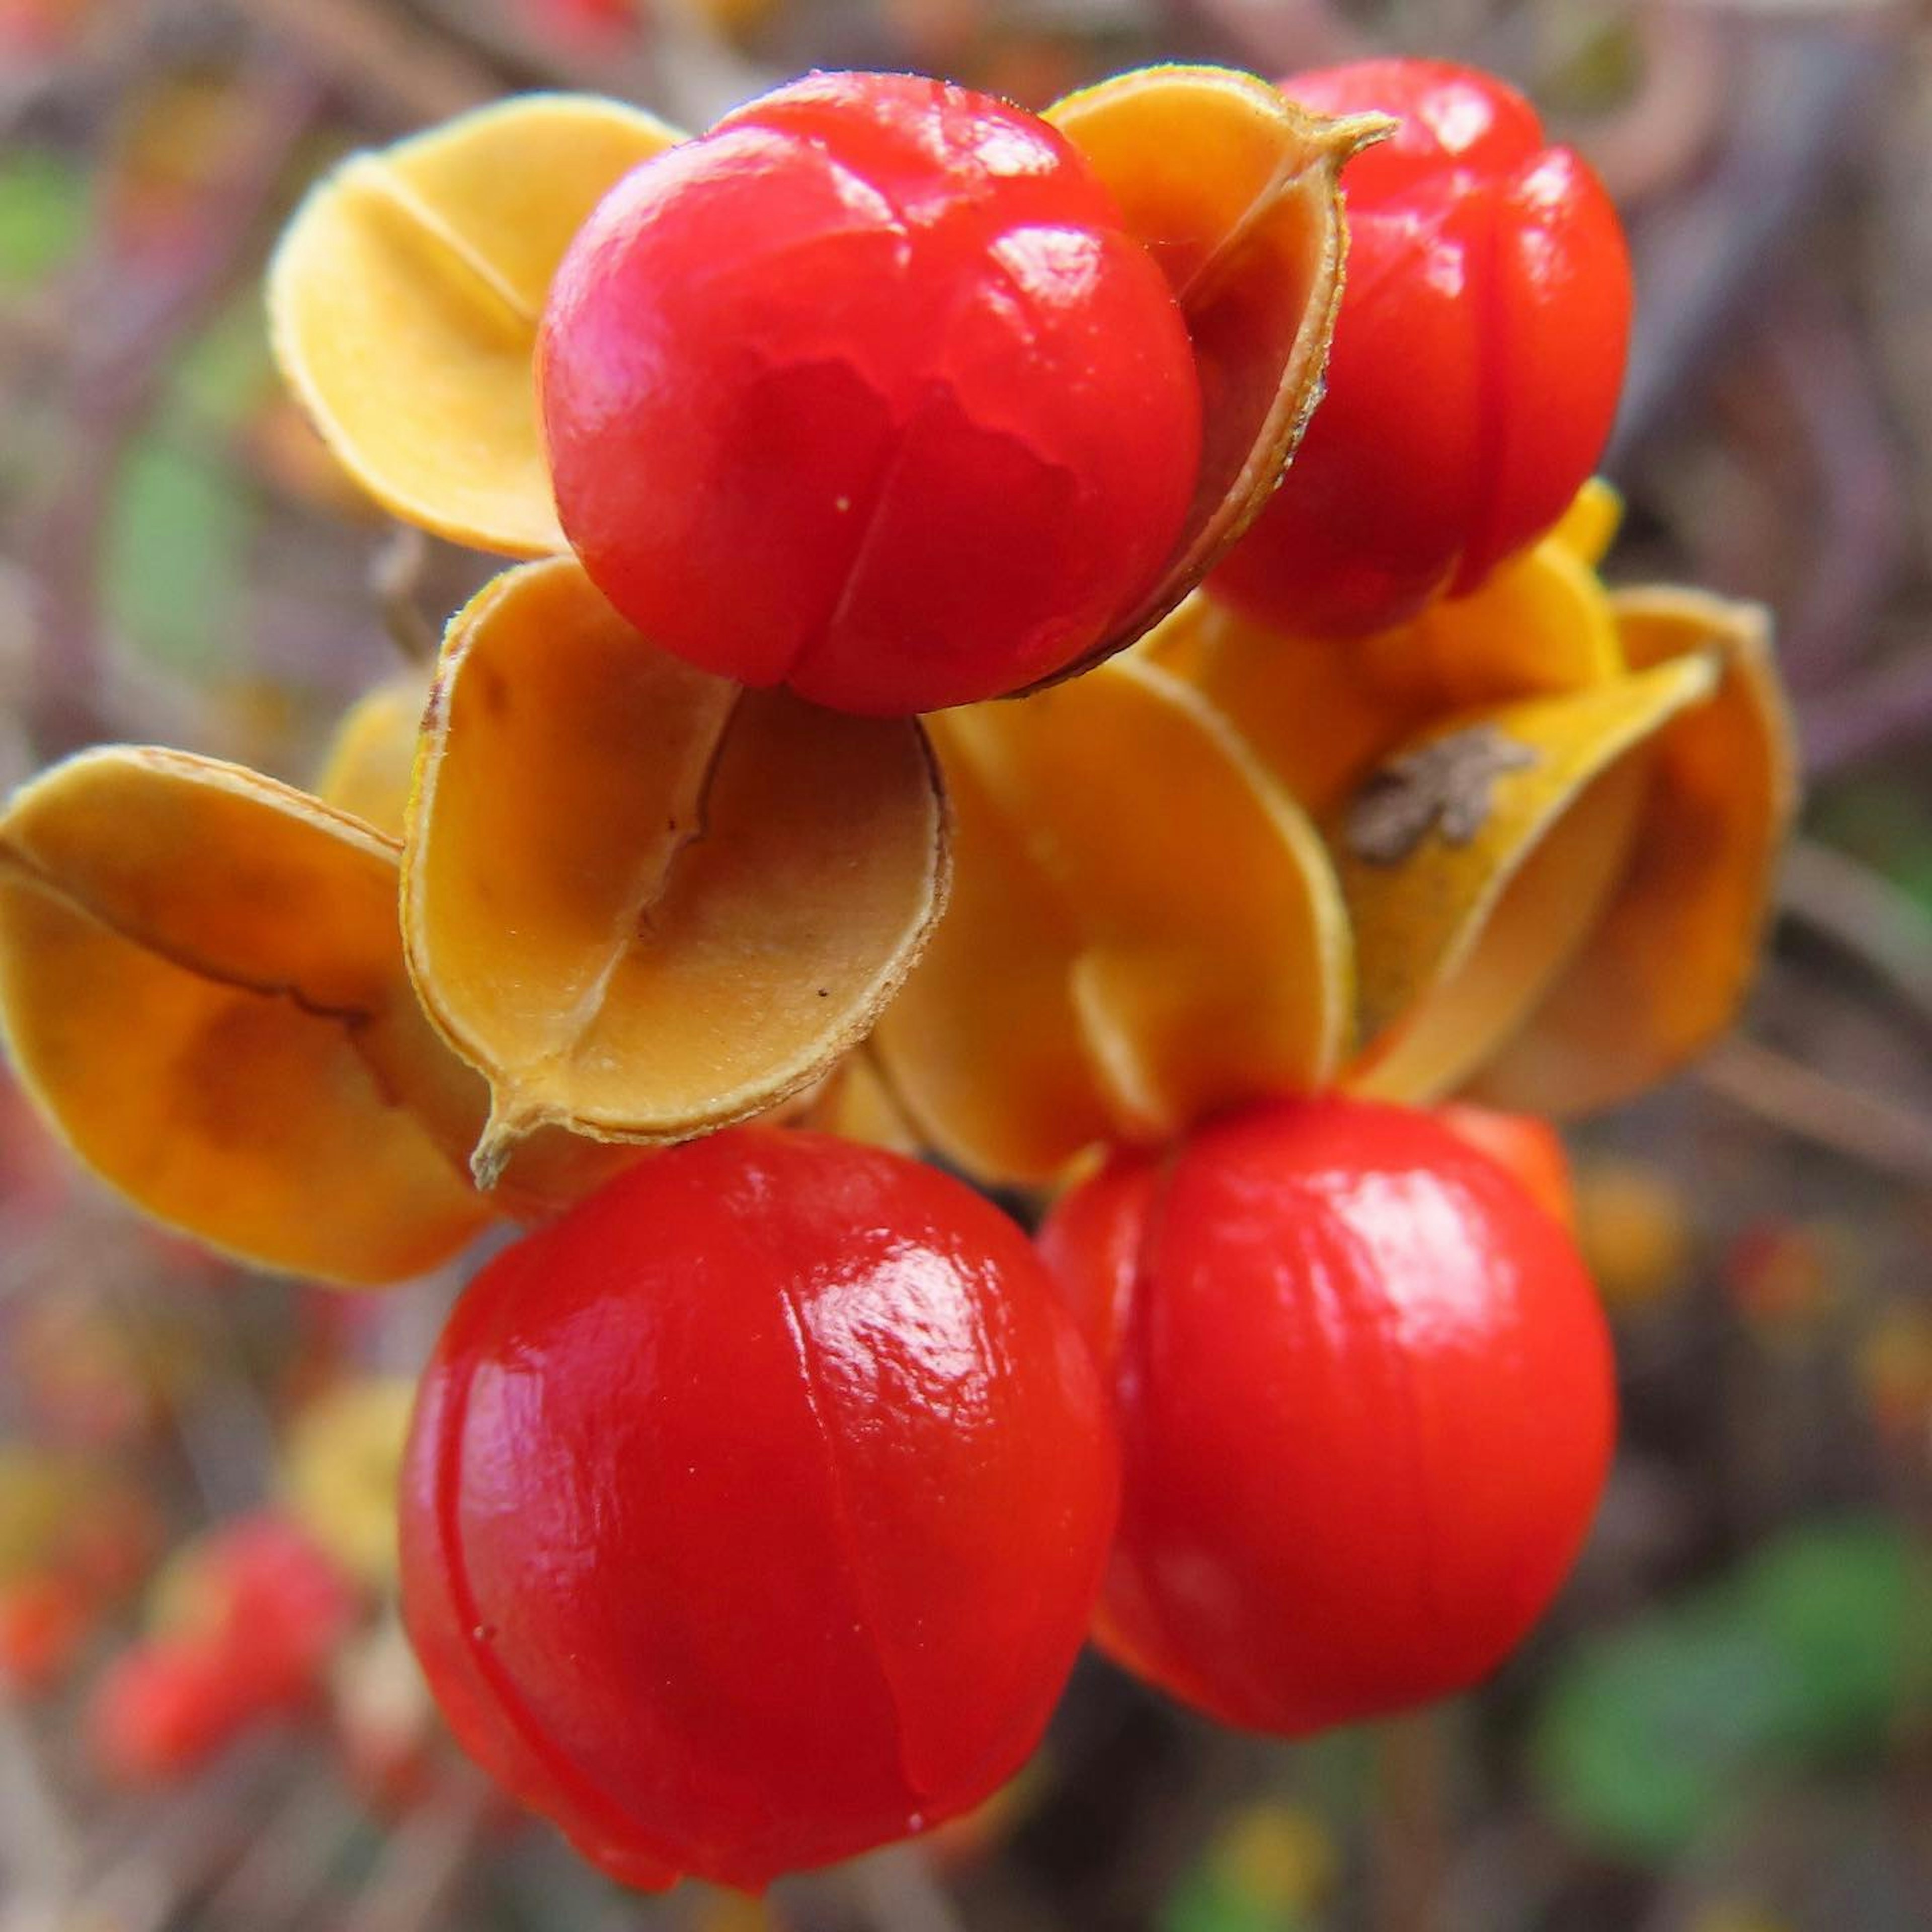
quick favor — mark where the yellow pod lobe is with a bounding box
[313,666,433,840]
[873,657,1352,1187]
[268,95,682,555]
[1549,476,1624,567]
[404,558,950,1184]
[1338,655,1724,1105]
[798,1054,923,1158]
[1042,66,1392,681]
[282,1378,417,1589]
[0,749,493,1284]
[1469,589,1798,1115]
[1146,503,1625,817]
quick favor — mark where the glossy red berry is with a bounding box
[170,1514,361,1710]
[1038,1095,1615,1736]
[538,70,1202,715]
[90,1639,258,1784]
[1209,58,1632,636]
[400,1128,1118,1891]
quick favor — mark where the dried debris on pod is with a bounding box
[1337,658,1723,1103]
[1469,588,1797,1115]
[404,558,950,1185]
[1144,492,1623,814]
[873,656,1350,1186]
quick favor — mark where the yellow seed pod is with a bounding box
[1469,588,1798,1115]
[1144,496,1625,815]
[313,667,432,840]
[282,1378,417,1589]
[873,657,1351,1186]
[1338,655,1722,1104]
[798,1054,923,1157]
[0,749,492,1284]
[1550,475,1624,567]
[269,95,681,554]
[1040,66,1392,678]
[404,558,950,1184]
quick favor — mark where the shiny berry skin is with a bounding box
[1038,1095,1614,1736]
[1209,59,1632,636]
[399,1128,1118,1891]
[538,70,1202,715]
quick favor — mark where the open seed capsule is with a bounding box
[313,666,432,840]
[0,749,490,1283]
[1037,65,1391,682]
[269,94,680,554]
[403,558,950,1185]
[1336,657,1722,1103]
[1142,501,1623,815]
[872,657,1350,1186]
[1469,588,1797,1113]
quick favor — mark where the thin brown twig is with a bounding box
[1575,7,1729,209]
[229,0,497,127]
[1778,838,1932,1033]
[334,1769,496,1932]
[371,525,441,665]
[1800,642,1932,777]
[1610,19,1896,467]
[1766,297,1911,690]
[1373,1711,1448,1932]
[1695,1034,1932,1189]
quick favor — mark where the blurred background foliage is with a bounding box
[3,1,1932,1928]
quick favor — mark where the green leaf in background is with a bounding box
[1162,1801,1336,1932]
[104,432,250,674]
[1164,1868,1316,1932]
[173,292,274,432]
[1808,779,1932,920]
[1532,1607,1789,1863]
[1741,1519,1932,1753]
[0,149,89,289]
[1532,1520,1931,1864]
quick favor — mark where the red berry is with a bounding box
[172,1514,360,1710]
[538,70,1202,715]
[0,1573,96,1694]
[1039,1095,1614,1735]
[399,1128,1118,1890]
[90,1639,256,1783]
[1209,59,1632,635]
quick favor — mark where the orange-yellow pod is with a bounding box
[269,94,682,555]
[1038,65,1391,680]
[402,558,950,1184]
[1469,588,1797,1114]
[0,749,491,1284]
[874,656,1350,1187]
[1335,656,1723,1105]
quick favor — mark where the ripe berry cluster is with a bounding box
[388,59,1629,1889]
[0,52,1786,1899]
